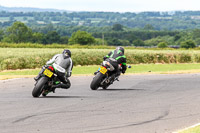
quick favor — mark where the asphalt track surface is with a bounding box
[1,74,200,133]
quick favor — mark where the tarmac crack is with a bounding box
[12,111,66,123]
[86,110,170,132]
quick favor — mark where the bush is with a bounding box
[180,40,196,49]
[157,42,168,48]
[132,39,145,46]
[68,30,95,45]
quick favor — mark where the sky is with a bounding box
[0,0,200,12]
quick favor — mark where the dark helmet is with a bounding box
[116,46,124,54]
[63,49,71,57]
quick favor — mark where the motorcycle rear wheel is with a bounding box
[90,73,104,90]
[32,77,48,97]
[102,85,109,90]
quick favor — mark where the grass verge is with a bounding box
[175,124,200,133]
[1,63,200,80]
[3,48,200,70]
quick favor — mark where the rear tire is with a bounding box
[102,85,108,90]
[32,77,48,97]
[90,73,104,90]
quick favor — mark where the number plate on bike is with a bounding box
[99,66,107,74]
[43,69,53,78]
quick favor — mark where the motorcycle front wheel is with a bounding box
[32,77,48,97]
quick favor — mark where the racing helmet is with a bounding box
[62,49,71,57]
[116,46,124,54]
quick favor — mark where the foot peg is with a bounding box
[94,71,98,75]
[115,78,119,81]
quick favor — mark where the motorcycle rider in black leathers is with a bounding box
[101,46,127,79]
[34,49,73,91]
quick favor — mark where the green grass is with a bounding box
[0,65,99,76]
[128,63,200,73]
[0,43,115,49]
[1,64,200,77]
[178,125,200,133]
[2,47,200,71]
[0,66,100,76]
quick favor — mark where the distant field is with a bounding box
[0,17,34,22]
[0,16,100,24]
[0,17,9,22]
[1,48,200,71]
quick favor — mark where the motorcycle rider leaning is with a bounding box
[99,46,127,78]
[34,49,73,90]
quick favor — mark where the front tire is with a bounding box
[32,77,48,97]
[90,73,104,90]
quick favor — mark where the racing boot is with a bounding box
[51,82,71,90]
[60,83,71,89]
[60,78,71,89]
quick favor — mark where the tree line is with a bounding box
[0,21,199,48]
[1,11,200,30]
[0,22,96,45]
